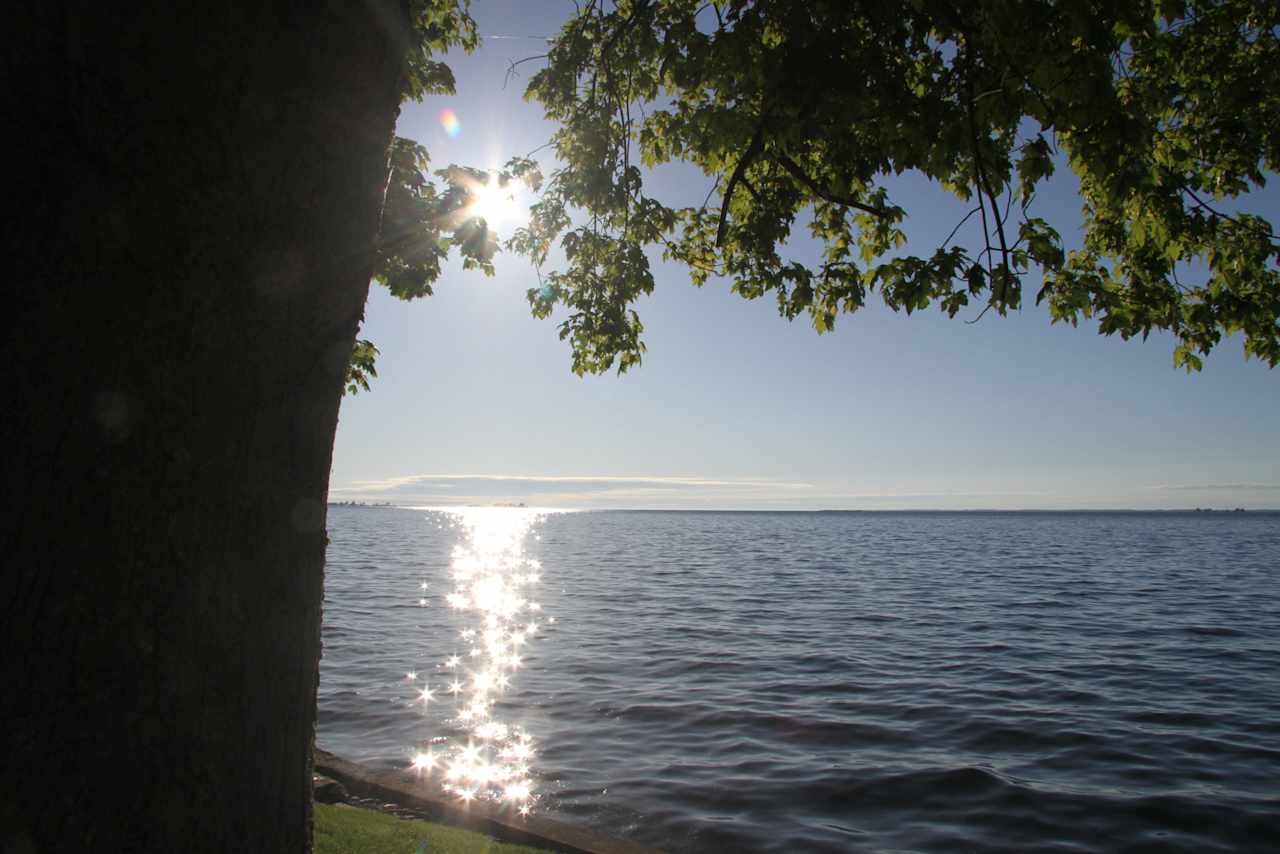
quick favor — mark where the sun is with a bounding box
[467,172,524,228]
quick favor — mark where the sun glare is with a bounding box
[468,173,524,228]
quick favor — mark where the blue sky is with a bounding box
[329,2,1280,510]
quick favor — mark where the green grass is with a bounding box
[314,803,554,854]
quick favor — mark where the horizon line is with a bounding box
[327,501,1279,514]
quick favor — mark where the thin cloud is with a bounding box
[1143,482,1280,492]
[331,473,815,495]
[328,473,1068,510]
[814,489,1051,499]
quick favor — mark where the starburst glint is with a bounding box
[400,507,558,814]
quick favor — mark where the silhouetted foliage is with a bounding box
[350,0,538,393]
[367,1,1280,384]
[509,0,1280,374]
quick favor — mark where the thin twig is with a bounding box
[504,54,549,88]
[943,206,981,249]
[966,303,995,324]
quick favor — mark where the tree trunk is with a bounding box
[1,3,408,851]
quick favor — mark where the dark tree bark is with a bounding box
[1,3,409,851]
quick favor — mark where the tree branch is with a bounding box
[775,153,889,219]
[966,75,1012,283]
[1182,186,1279,243]
[716,126,766,247]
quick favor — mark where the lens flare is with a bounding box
[440,108,461,138]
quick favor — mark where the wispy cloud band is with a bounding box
[333,472,815,493]
[1143,482,1280,492]
[328,473,1066,509]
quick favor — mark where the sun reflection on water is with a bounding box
[404,507,558,815]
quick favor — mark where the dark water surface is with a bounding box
[319,508,1280,852]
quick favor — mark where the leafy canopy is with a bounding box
[515,0,1280,374]
[353,0,1280,391]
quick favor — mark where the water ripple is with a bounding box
[320,508,1280,852]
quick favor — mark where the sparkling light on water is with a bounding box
[404,507,556,813]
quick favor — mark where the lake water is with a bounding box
[318,507,1280,852]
